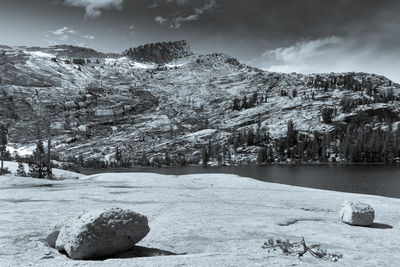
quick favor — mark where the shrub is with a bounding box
[0,167,11,175]
[340,96,357,113]
[262,237,343,262]
[321,107,334,123]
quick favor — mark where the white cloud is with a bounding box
[169,14,199,29]
[194,0,216,15]
[45,26,96,47]
[67,29,77,34]
[155,16,168,25]
[49,26,76,35]
[58,34,69,41]
[253,36,400,83]
[62,0,124,18]
[127,24,136,35]
[45,27,77,45]
[262,36,345,73]
[155,0,216,29]
[84,35,95,40]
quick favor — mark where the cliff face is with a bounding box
[124,40,193,63]
[1,41,400,164]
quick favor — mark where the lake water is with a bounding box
[82,165,400,198]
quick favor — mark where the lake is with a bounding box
[81,164,400,198]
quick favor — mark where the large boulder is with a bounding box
[55,208,150,260]
[339,200,375,226]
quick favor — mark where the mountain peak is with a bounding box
[124,40,193,63]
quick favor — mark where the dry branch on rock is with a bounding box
[262,237,343,262]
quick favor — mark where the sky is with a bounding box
[0,0,400,82]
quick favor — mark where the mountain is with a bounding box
[1,41,400,167]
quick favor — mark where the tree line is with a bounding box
[256,112,400,164]
[232,91,268,111]
[0,124,53,178]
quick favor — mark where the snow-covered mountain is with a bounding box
[1,41,400,165]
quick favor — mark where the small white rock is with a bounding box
[339,200,375,226]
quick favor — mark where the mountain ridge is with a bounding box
[1,41,400,166]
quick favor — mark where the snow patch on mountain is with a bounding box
[24,50,55,58]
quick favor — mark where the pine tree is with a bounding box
[29,139,51,178]
[0,124,8,173]
[254,128,262,145]
[268,146,274,162]
[251,92,258,107]
[232,97,241,110]
[164,151,171,166]
[16,162,27,177]
[324,83,328,92]
[222,145,228,165]
[321,107,334,123]
[286,120,297,147]
[202,146,209,167]
[115,146,122,163]
[247,128,255,146]
[227,149,232,164]
[207,140,213,158]
[259,95,264,104]
[77,154,84,167]
[241,95,248,109]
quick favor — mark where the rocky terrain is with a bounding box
[124,40,193,63]
[1,170,399,266]
[1,40,400,166]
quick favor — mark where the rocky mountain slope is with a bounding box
[1,41,400,166]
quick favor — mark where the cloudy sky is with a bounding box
[1,0,400,81]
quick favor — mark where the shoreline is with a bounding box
[77,162,394,174]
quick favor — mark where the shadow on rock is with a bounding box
[111,245,180,259]
[58,245,180,261]
[348,222,393,229]
[370,222,393,229]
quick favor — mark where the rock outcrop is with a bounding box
[55,208,150,260]
[124,40,193,63]
[46,223,63,248]
[339,200,375,226]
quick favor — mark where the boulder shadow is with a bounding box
[370,222,393,229]
[57,245,180,261]
[111,245,180,259]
